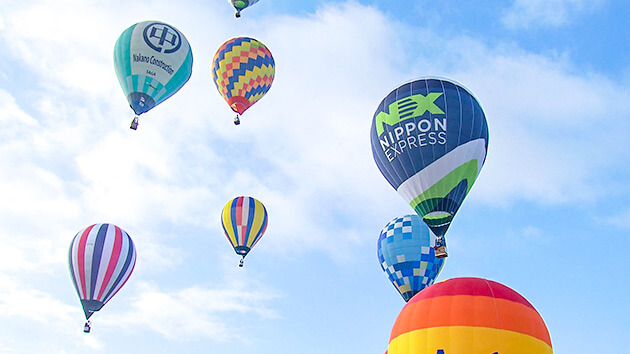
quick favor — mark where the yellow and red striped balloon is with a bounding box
[388,277,552,354]
[221,196,268,261]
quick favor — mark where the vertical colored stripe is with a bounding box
[222,203,238,247]
[247,199,265,248]
[97,226,123,300]
[77,224,95,299]
[249,206,268,249]
[244,197,255,246]
[228,198,240,247]
[103,237,136,304]
[92,225,115,301]
[88,224,108,299]
[234,197,243,246]
[68,235,80,298]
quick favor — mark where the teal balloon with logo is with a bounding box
[113,21,193,127]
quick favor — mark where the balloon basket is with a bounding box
[130,116,139,130]
[434,245,448,258]
[234,115,241,125]
[83,321,91,333]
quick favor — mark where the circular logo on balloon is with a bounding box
[143,22,182,54]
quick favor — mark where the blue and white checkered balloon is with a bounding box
[377,214,445,301]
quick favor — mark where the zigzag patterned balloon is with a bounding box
[212,37,275,122]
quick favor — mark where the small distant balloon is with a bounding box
[68,223,137,333]
[212,37,275,125]
[229,0,261,18]
[377,215,445,302]
[113,20,193,130]
[221,196,268,267]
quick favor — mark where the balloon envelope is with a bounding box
[212,37,275,116]
[388,277,552,354]
[370,78,488,240]
[221,196,268,258]
[377,215,444,301]
[113,21,193,116]
[68,223,136,320]
[229,0,260,16]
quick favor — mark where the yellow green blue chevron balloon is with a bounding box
[113,21,193,130]
[212,37,275,125]
[370,78,489,257]
[229,0,260,18]
[221,196,268,267]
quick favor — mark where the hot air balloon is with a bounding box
[114,21,193,130]
[221,196,268,267]
[370,78,489,258]
[212,37,275,125]
[229,0,260,18]
[68,223,137,333]
[377,215,445,302]
[387,277,552,353]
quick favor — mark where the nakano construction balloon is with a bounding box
[370,78,489,257]
[212,36,275,125]
[229,0,260,18]
[114,20,193,130]
[68,223,137,333]
[377,215,445,302]
[388,277,553,354]
[221,196,268,267]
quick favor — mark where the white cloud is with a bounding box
[502,0,605,29]
[521,225,545,240]
[600,209,630,230]
[399,33,630,207]
[105,280,281,342]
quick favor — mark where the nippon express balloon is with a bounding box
[370,78,489,257]
[388,277,553,353]
[377,215,445,302]
[229,0,260,18]
[212,37,275,125]
[68,223,137,333]
[114,21,193,130]
[221,196,268,267]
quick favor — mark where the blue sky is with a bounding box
[0,0,629,353]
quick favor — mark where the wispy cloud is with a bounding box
[104,280,282,342]
[502,0,605,29]
[600,209,630,231]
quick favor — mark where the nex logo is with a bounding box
[375,92,444,136]
[143,22,182,54]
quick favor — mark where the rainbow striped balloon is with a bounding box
[212,37,275,117]
[388,277,552,354]
[221,196,268,261]
[68,223,136,320]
